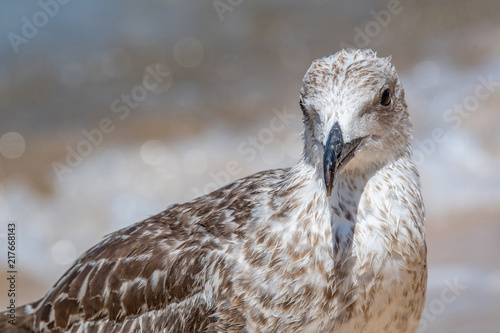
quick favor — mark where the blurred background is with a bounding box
[0,0,499,331]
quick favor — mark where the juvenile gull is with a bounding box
[1,49,426,332]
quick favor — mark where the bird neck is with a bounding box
[272,154,423,272]
[328,151,415,217]
[326,152,423,258]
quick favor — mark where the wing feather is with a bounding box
[30,212,216,331]
[2,169,287,332]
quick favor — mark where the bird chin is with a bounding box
[340,156,366,174]
[343,137,390,173]
[338,138,373,173]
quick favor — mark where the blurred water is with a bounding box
[0,1,499,332]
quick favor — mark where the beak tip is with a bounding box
[323,168,333,197]
[326,187,332,197]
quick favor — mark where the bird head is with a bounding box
[300,49,411,196]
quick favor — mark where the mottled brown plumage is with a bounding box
[1,49,426,332]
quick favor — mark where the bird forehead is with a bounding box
[301,50,395,102]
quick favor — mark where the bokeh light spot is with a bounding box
[140,140,168,166]
[51,240,77,266]
[101,48,131,78]
[0,132,26,159]
[174,37,204,68]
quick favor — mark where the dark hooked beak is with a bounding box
[323,122,364,196]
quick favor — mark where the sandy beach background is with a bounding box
[0,1,499,331]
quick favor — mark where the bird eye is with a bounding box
[299,98,306,114]
[380,89,391,106]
